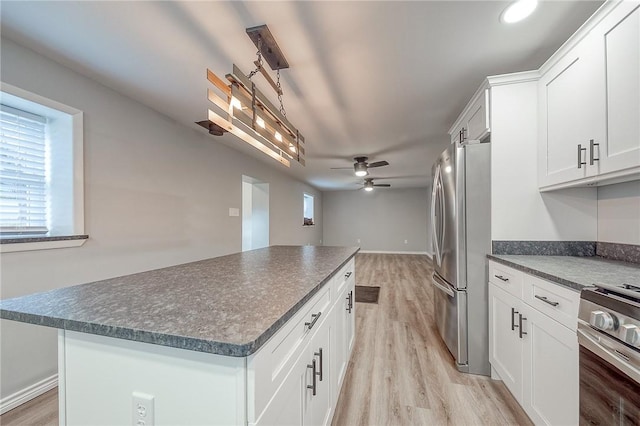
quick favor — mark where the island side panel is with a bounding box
[60,331,246,426]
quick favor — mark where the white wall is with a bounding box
[597,181,640,245]
[490,81,598,241]
[0,38,323,401]
[322,188,428,253]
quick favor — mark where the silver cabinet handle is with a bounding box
[346,291,353,313]
[314,348,323,381]
[535,294,559,307]
[307,359,317,396]
[511,307,519,331]
[577,144,586,168]
[345,271,352,278]
[494,275,509,282]
[305,312,321,330]
[519,313,527,339]
[589,139,599,165]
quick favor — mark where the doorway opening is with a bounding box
[242,176,270,252]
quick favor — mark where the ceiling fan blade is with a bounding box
[368,161,389,168]
[374,184,391,187]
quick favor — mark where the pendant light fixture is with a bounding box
[204,25,305,168]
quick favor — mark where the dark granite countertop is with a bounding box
[487,254,640,292]
[0,245,359,357]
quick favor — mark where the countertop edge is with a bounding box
[486,254,584,292]
[1,248,360,357]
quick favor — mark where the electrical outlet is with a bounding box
[404,239,408,244]
[357,239,361,244]
[228,207,240,217]
[132,392,154,426]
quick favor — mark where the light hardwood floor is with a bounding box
[331,253,532,426]
[1,253,531,426]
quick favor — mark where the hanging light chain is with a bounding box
[247,36,263,80]
[277,68,286,117]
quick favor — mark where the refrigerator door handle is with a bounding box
[432,273,455,298]
[431,164,443,266]
[438,170,446,260]
[431,164,441,265]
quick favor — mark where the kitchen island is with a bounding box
[0,245,359,425]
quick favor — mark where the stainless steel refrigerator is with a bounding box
[430,142,490,376]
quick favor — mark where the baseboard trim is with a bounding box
[359,250,430,256]
[0,374,58,415]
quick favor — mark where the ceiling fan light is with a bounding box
[354,162,368,176]
[364,186,374,192]
[501,0,538,24]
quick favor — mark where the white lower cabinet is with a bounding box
[489,285,523,401]
[250,259,356,426]
[522,305,579,426]
[489,260,579,426]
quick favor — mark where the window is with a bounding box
[303,193,314,226]
[0,82,85,252]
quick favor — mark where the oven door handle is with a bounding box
[577,327,640,384]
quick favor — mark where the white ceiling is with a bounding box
[1,1,603,191]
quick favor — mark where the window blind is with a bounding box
[0,104,48,235]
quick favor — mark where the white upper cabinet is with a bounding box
[538,1,640,191]
[600,3,640,174]
[450,83,491,144]
[538,31,605,187]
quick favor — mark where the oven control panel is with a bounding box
[580,295,640,350]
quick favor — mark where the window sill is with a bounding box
[302,224,316,228]
[0,235,88,253]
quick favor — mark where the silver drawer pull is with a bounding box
[535,295,559,307]
[305,312,321,330]
[494,275,509,282]
[345,271,352,278]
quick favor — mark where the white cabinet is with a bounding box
[598,2,640,175]
[538,1,640,191]
[489,284,523,401]
[449,83,491,144]
[332,265,355,399]
[538,31,604,187]
[488,260,579,426]
[522,304,579,426]
[251,258,356,426]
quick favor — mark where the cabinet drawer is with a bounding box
[523,275,579,331]
[247,283,332,422]
[489,261,523,298]
[335,258,355,295]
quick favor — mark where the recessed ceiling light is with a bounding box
[501,0,538,24]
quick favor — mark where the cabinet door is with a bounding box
[489,284,523,402]
[254,360,305,426]
[538,32,606,188]
[333,286,347,393]
[522,305,579,426]
[304,320,332,426]
[345,280,355,356]
[600,3,640,174]
[466,88,490,142]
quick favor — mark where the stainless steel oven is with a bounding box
[578,284,640,426]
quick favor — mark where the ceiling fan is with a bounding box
[362,178,391,192]
[331,156,389,177]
